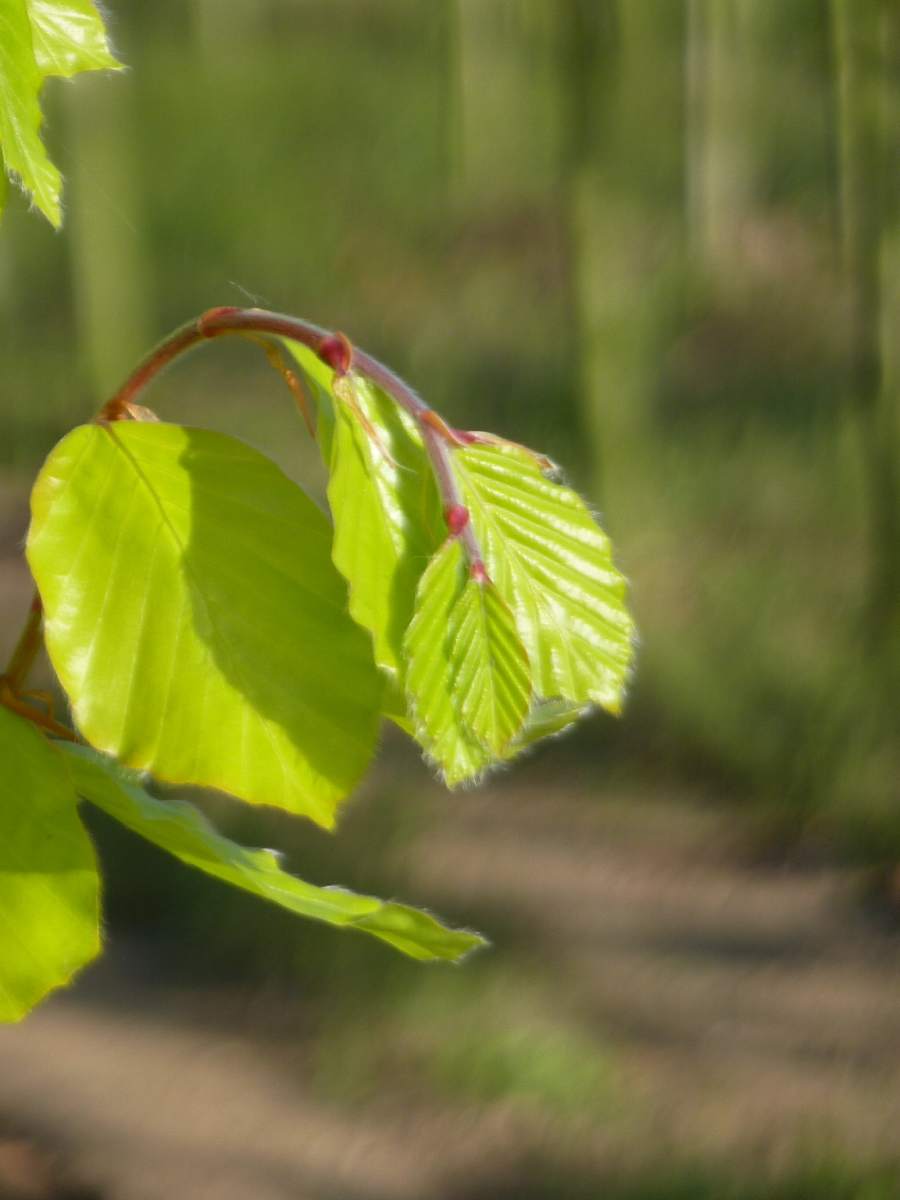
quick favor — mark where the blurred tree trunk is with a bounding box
[450,0,504,197]
[191,0,271,61]
[444,0,464,192]
[684,0,756,271]
[449,0,556,205]
[64,78,151,400]
[558,0,620,484]
[832,0,899,642]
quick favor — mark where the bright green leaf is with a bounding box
[28,422,382,829]
[0,0,62,224]
[284,340,446,733]
[403,539,496,786]
[508,698,591,753]
[279,337,337,463]
[449,564,532,754]
[284,341,444,682]
[326,374,443,675]
[0,0,120,224]
[0,706,100,1022]
[28,0,121,77]
[62,744,486,963]
[454,442,635,713]
[283,338,446,686]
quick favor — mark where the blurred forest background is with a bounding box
[0,2,899,1198]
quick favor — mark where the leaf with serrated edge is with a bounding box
[0,1,120,224]
[405,539,499,785]
[28,0,121,77]
[330,375,444,673]
[62,745,485,963]
[27,423,382,829]
[454,442,635,713]
[0,0,62,224]
[0,706,100,1022]
[505,698,590,756]
[450,566,532,753]
[282,343,443,681]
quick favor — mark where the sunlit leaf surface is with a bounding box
[448,564,532,754]
[284,340,444,680]
[0,0,120,224]
[0,0,62,224]
[28,422,381,828]
[28,0,120,77]
[327,375,443,673]
[404,539,497,785]
[63,745,486,963]
[455,442,635,713]
[0,706,99,1022]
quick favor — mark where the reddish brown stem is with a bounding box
[3,590,44,691]
[100,307,487,567]
[1,590,81,740]
[6,307,496,739]
[0,682,80,742]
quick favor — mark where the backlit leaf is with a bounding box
[28,422,381,829]
[0,706,100,1022]
[454,442,635,713]
[0,0,120,225]
[404,539,500,785]
[279,338,337,462]
[505,698,590,756]
[327,375,443,674]
[28,0,120,77]
[284,340,444,681]
[449,564,532,753]
[0,0,62,224]
[63,744,485,963]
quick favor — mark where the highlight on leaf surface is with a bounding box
[284,340,444,682]
[404,539,501,786]
[453,440,635,714]
[62,745,486,963]
[0,706,100,1022]
[0,0,121,225]
[27,421,381,828]
[285,327,634,784]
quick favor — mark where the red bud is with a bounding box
[446,504,470,535]
[318,332,353,376]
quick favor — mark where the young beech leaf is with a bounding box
[278,339,337,461]
[0,706,100,1022]
[28,1,121,78]
[0,0,120,225]
[0,0,62,224]
[61,745,486,963]
[504,698,591,756]
[27,422,381,829]
[453,442,635,713]
[448,561,532,753]
[404,538,531,785]
[328,375,444,674]
[284,339,443,682]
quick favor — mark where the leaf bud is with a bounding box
[445,504,470,536]
[318,332,353,376]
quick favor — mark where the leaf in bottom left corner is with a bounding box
[0,707,100,1022]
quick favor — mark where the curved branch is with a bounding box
[100,306,487,569]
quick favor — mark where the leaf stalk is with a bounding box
[98,306,489,569]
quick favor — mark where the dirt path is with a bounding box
[2,777,900,1198]
[411,787,900,1162]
